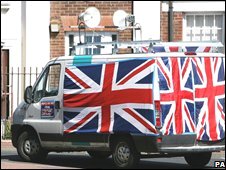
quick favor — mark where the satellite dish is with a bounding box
[79,7,101,28]
[113,10,135,29]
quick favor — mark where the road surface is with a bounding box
[1,140,225,169]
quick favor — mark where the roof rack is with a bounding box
[156,41,223,47]
[73,40,224,55]
[74,40,161,54]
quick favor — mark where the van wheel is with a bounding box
[184,152,212,167]
[17,131,48,162]
[112,138,140,169]
[87,151,111,159]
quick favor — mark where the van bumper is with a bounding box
[132,134,225,153]
[158,145,225,153]
[158,134,225,153]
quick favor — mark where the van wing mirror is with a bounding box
[24,86,33,104]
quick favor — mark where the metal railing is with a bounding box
[1,67,42,119]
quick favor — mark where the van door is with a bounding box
[192,57,225,141]
[25,64,62,139]
[157,57,196,136]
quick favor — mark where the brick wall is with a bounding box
[160,11,183,42]
[50,1,132,58]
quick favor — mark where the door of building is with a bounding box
[1,49,9,119]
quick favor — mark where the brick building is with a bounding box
[49,1,225,58]
[161,1,225,48]
[1,1,225,118]
[50,1,133,58]
[160,6,183,42]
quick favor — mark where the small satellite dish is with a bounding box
[79,7,101,28]
[113,10,135,30]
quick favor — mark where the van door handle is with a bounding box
[55,101,60,109]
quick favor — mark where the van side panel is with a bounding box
[63,59,158,137]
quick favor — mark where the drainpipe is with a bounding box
[21,1,26,100]
[168,1,173,42]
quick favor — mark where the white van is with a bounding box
[11,41,225,168]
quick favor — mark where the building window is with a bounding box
[85,35,101,55]
[69,34,74,56]
[184,13,225,47]
[65,32,118,56]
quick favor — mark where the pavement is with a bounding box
[1,139,13,148]
[1,139,225,169]
[1,139,77,169]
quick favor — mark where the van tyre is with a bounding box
[112,137,140,169]
[17,131,48,162]
[87,151,111,159]
[184,152,212,167]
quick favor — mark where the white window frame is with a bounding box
[183,12,225,44]
[65,31,118,56]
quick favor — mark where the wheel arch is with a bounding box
[109,133,138,152]
[109,133,141,168]
[13,124,42,147]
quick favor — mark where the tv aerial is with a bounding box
[113,10,135,30]
[78,7,101,28]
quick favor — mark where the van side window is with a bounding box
[33,64,61,103]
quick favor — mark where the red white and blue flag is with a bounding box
[192,57,225,141]
[157,57,196,135]
[155,46,224,141]
[141,45,215,53]
[157,56,225,141]
[62,51,225,142]
[63,59,157,135]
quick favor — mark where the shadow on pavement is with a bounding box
[1,153,202,169]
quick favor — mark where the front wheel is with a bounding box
[184,152,212,167]
[17,131,48,162]
[112,138,140,169]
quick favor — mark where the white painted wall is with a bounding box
[1,1,50,116]
[133,1,160,41]
[26,1,50,69]
[1,1,21,69]
[162,1,225,12]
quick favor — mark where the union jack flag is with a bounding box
[192,57,225,141]
[153,46,183,52]
[185,46,214,53]
[141,46,182,53]
[63,59,157,135]
[157,57,195,135]
[141,45,215,53]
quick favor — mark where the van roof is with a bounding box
[50,41,224,63]
[73,40,224,54]
[50,52,224,64]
